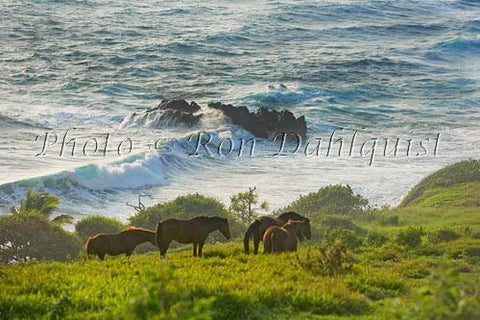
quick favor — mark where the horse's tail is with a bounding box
[244,220,260,254]
[155,221,162,248]
[85,237,92,261]
[270,232,276,253]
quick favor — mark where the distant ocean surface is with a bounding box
[1,0,479,221]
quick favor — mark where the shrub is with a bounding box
[75,215,125,242]
[472,232,480,240]
[365,231,388,247]
[375,245,403,262]
[395,226,425,248]
[324,227,364,249]
[129,193,244,243]
[281,184,369,219]
[0,212,81,263]
[428,229,460,244]
[321,216,365,235]
[296,243,353,276]
[381,215,399,226]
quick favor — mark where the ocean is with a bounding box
[1,0,479,221]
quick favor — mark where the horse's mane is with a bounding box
[191,215,227,222]
[122,227,155,233]
[277,211,309,221]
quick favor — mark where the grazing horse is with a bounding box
[156,216,231,257]
[244,211,311,254]
[85,227,156,261]
[263,220,309,253]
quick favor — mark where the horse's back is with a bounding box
[263,226,289,253]
[257,216,282,236]
[277,211,307,222]
[157,217,194,244]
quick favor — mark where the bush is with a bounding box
[324,227,364,249]
[375,245,403,262]
[365,231,388,247]
[321,216,365,235]
[428,229,460,244]
[296,243,354,276]
[281,185,369,219]
[129,193,244,243]
[395,226,425,248]
[380,215,399,226]
[0,212,81,263]
[75,215,125,242]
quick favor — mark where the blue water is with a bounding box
[1,0,480,220]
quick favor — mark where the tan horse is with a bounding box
[244,212,311,254]
[263,220,309,253]
[156,216,231,257]
[85,227,155,260]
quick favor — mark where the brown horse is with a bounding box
[156,216,231,257]
[244,211,311,254]
[85,227,156,260]
[263,220,309,253]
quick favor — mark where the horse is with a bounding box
[243,211,311,254]
[263,219,309,253]
[85,227,156,261]
[156,215,231,257]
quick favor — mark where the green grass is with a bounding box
[400,159,480,206]
[3,160,480,319]
[406,182,480,208]
[1,219,480,319]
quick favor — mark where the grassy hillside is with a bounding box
[2,160,480,319]
[1,206,480,319]
[400,159,480,207]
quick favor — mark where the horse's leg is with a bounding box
[160,240,172,257]
[198,241,205,257]
[99,253,105,261]
[253,230,260,255]
[193,243,198,257]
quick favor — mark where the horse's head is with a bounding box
[219,218,232,239]
[302,219,312,240]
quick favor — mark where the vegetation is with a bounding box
[0,212,81,263]
[0,189,80,263]
[10,188,73,225]
[401,159,480,206]
[281,184,369,220]
[1,160,480,318]
[229,186,269,224]
[75,215,125,242]
[395,226,425,248]
[129,193,244,243]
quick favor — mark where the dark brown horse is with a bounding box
[156,216,231,257]
[85,227,156,260]
[244,211,311,254]
[263,220,309,253]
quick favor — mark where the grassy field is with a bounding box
[1,205,480,319]
[1,161,480,319]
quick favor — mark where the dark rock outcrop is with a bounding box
[208,102,307,139]
[156,99,201,114]
[145,99,202,126]
[122,99,308,137]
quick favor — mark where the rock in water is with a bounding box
[121,99,307,138]
[208,102,307,139]
[156,99,201,114]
